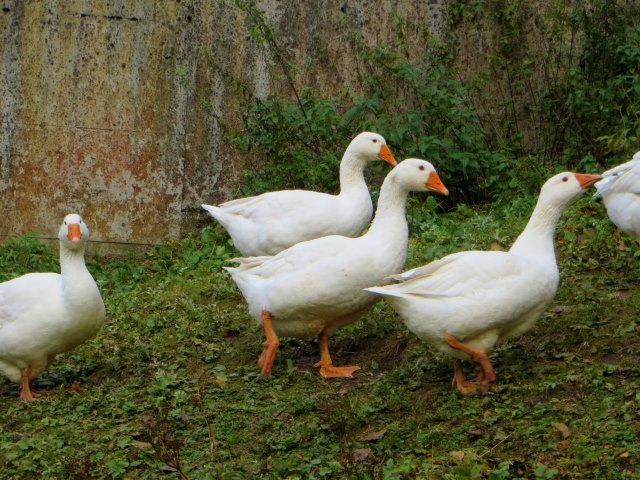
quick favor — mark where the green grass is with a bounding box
[0,195,639,479]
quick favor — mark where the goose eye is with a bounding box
[419,165,425,171]
[64,221,67,225]
[372,139,378,143]
[562,176,569,182]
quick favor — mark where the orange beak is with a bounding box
[377,144,398,166]
[67,223,82,242]
[575,173,603,189]
[426,170,449,196]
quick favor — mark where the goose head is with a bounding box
[59,213,90,251]
[389,158,449,195]
[347,131,397,166]
[538,171,602,209]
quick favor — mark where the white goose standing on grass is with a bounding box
[0,214,105,402]
[595,151,640,242]
[202,131,397,256]
[365,171,602,393]
[225,159,449,378]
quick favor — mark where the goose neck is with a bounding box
[60,245,89,277]
[509,200,563,260]
[338,151,368,194]
[367,176,409,236]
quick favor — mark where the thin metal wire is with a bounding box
[0,234,161,247]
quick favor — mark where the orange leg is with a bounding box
[19,367,39,402]
[474,363,486,384]
[313,332,360,378]
[444,333,496,389]
[452,360,480,394]
[257,310,279,376]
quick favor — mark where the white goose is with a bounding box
[225,159,449,377]
[202,131,397,256]
[595,151,640,242]
[0,214,105,402]
[365,171,602,393]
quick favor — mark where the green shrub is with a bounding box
[226,0,640,206]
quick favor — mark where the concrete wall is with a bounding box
[0,0,447,247]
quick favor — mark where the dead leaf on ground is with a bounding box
[611,290,632,298]
[358,429,386,442]
[552,422,571,438]
[131,441,152,450]
[223,330,240,339]
[449,450,465,462]
[353,448,371,462]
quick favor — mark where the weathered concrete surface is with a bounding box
[0,0,447,246]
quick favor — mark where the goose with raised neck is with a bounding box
[0,214,105,402]
[225,158,448,378]
[202,131,397,256]
[365,171,601,393]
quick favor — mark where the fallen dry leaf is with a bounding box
[449,450,465,462]
[611,290,632,298]
[131,441,152,450]
[223,330,240,339]
[358,429,386,442]
[552,422,571,438]
[353,448,371,462]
